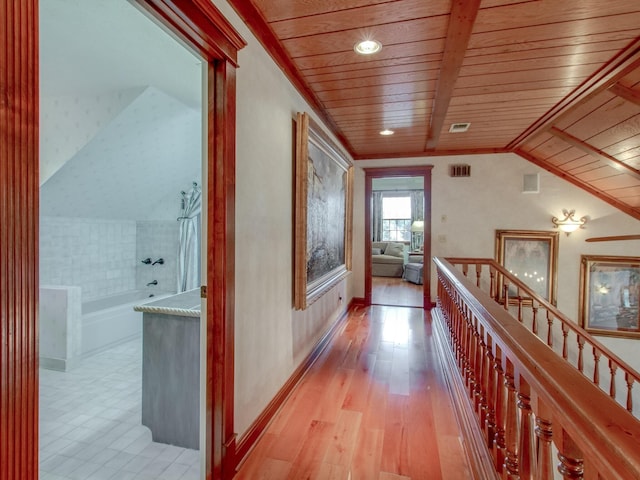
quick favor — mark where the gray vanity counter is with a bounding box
[134,289,201,449]
[133,288,200,317]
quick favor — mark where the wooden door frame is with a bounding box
[1,1,246,479]
[364,166,433,308]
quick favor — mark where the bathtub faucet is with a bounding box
[147,280,158,286]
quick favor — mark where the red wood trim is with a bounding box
[363,166,434,308]
[549,126,640,180]
[133,3,244,478]
[354,147,509,161]
[134,0,246,65]
[585,234,640,243]
[608,82,640,106]
[224,0,356,158]
[508,38,640,149]
[516,149,640,221]
[0,0,39,478]
[349,297,366,308]
[234,302,353,466]
[426,0,481,150]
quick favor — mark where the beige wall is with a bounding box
[213,1,352,438]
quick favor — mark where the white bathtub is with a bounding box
[82,290,170,358]
[40,287,172,371]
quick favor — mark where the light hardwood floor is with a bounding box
[371,276,423,308]
[235,305,472,479]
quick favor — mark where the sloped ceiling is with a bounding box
[41,87,201,221]
[40,0,203,222]
[227,0,640,220]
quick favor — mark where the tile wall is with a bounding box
[40,217,179,302]
[135,221,179,296]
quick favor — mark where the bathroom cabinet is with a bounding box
[134,288,201,449]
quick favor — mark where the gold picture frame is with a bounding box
[294,112,353,310]
[495,230,559,305]
[579,255,640,338]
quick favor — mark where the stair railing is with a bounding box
[434,257,640,479]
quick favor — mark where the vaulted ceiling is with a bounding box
[227,0,640,220]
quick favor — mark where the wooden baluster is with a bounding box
[546,312,554,348]
[462,263,469,277]
[503,281,510,310]
[531,302,538,336]
[463,309,472,382]
[577,335,585,373]
[503,363,519,479]
[494,348,507,473]
[609,360,617,401]
[490,267,496,300]
[592,347,601,386]
[561,323,569,360]
[477,325,489,426]
[517,380,535,480]
[517,295,524,323]
[485,336,497,452]
[472,321,482,411]
[625,372,633,414]
[476,263,482,288]
[467,318,478,398]
[535,416,553,480]
[557,432,584,480]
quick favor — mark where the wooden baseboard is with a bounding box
[234,302,354,469]
[350,296,365,307]
[431,308,500,480]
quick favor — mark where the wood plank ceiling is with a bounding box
[227,0,640,220]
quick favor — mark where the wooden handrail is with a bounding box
[445,257,640,415]
[434,257,640,479]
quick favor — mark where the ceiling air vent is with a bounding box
[449,164,471,178]
[449,122,470,133]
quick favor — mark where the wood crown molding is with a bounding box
[133,0,246,64]
[224,0,356,158]
[354,147,509,161]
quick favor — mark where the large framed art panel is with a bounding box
[495,230,559,305]
[579,255,640,338]
[294,112,353,310]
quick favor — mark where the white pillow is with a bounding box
[384,242,404,257]
[372,248,382,255]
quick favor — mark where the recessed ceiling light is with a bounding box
[354,39,382,55]
[449,122,471,133]
[379,129,394,136]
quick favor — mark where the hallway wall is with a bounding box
[213,0,353,438]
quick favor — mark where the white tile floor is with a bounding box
[39,339,201,480]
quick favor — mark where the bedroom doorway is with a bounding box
[364,166,433,308]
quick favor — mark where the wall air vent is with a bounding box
[449,122,470,133]
[449,164,471,177]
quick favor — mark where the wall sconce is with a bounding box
[552,209,587,235]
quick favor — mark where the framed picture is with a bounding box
[294,112,353,310]
[579,255,640,338]
[495,230,559,305]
